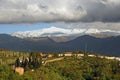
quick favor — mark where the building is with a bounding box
[98,56,104,58]
[115,57,120,61]
[64,52,72,57]
[77,54,84,57]
[48,54,54,58]
[88,54,96,57]
[105,56,115,60]
[58,54,64,57]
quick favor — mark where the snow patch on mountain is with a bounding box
[11,26,120,38]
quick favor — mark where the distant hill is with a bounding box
[0,34,120,56]
[63,35,120,56]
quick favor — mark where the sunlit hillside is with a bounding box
[0,49,120,80]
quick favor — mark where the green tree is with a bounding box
[29,52,42,68]
[15,58,21,67]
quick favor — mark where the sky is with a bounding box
[0,23,54,33]
[0,0,120,33]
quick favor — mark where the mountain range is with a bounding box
[0,32,120,56]
[11,27,120,38]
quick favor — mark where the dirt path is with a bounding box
[43,57,64,65]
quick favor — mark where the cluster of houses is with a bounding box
[40,52,120,61]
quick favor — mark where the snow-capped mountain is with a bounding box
[11,26,120,38]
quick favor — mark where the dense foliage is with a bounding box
[15,52,42,70]
[0,49,120,80]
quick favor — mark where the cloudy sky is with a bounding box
[0,0,120,33]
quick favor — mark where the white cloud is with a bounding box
[0,0,87,23]
[0,0,120,23]
[54,21,120,31]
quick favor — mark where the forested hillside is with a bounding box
[0,49,120,80]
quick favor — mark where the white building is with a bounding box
[115,57,120,61]
[105,56,115,60]
[88,54,96,57]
